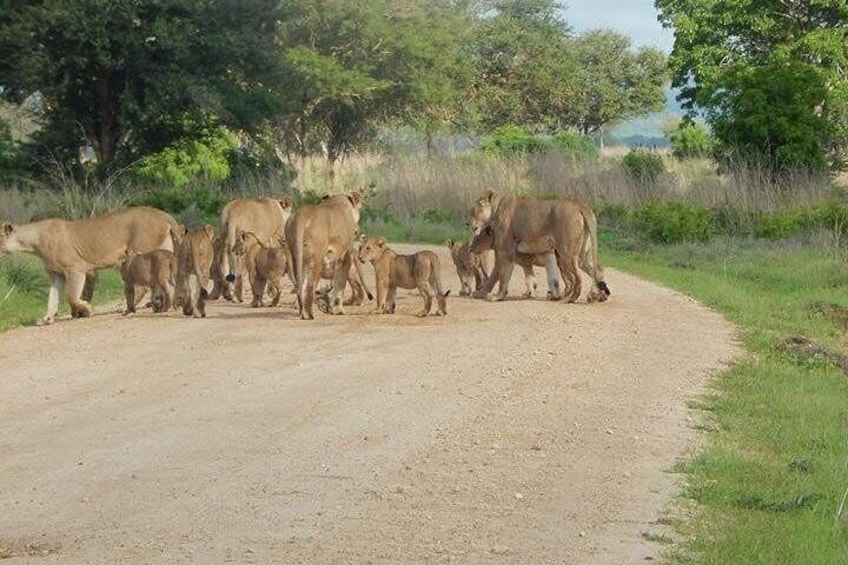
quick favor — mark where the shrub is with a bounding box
[128,185,229,225]
[633,202,716,244]
[136,118,237,187]
[670,122,712,159]
[481,125,545,156]
[622,148,666,185]
[550,131,598,160]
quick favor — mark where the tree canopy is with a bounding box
[0,0,669,179]
[656,0,848,173]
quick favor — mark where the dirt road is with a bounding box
[0,244,739,564]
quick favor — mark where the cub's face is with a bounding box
[357,238,385,263]
[468,225,494,255]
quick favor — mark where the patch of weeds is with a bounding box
[807,301,848,329]
[2,258,46,296]
[641,531,674,544]
[787,457,814,474]
[735,492,823,513]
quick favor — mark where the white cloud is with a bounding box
[562,1,673,52]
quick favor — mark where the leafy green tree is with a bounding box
[656,0,848,173]
[0,0,283,175]
[276,0,475,172]
[472,0,578,132]
[569,30,668,136]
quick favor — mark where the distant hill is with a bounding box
[606,86,685,147]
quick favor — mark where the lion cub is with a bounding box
[444,238,489,296]
[118,249,178,314]
[469,225,558,298]
[358,238,449,317]
[233,229,289,307]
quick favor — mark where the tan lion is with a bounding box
[217,195,293,302]
[118,249,178,314]
[444,238,489,297]
[0,207,180,324]
[467,188,609,303]
[232,230,289,308]
[285,192,364,319]
[358,237,449,317]
[469,225,558,298]
[176,224,216,318]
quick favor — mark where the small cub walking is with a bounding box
[358,238,449,317]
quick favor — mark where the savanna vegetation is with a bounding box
[1,0,848,563]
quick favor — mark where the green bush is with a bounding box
[550,131,598,160]
[622,148,666,184]
[128,185,229,225]
[633,202,716,244]
[136,117,237,187]
[481,125,545,156]
[670,122,712,159]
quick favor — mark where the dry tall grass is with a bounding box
[292,150,837,219]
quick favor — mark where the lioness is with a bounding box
[118,249,178,314]
[445,238,489,296]
[358,238,449,317]
[467,189,609,303]
[233,230,289,308]
[285,192,364,319]
[218,196,293,302]
[469,225,558,298]
[176,224,216,318]
[0,207,180,324]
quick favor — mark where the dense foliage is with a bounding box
[0,0,667,182]
[656,0,848,174]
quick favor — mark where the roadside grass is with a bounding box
[0,255,124,331]
[604,234,848,565]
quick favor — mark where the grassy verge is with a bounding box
[604,233,848,564]
[0,255,124,331]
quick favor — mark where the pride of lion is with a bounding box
[0,187,610,324]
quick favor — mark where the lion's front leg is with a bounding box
[38,272,66,325]
[521,264,537,298]
[486,254,514,302]
[385,285,398,314]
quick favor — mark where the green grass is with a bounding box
[604,234,848,565]
[0,255,125,331]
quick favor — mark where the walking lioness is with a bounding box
[467,189,609,303]
[285,192,364,320]
[0,207,180,324]
[358,238,449,317]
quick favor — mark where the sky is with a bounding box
[562,1,674,53]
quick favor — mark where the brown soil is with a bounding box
[0,244,739,564]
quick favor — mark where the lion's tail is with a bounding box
[289,216,307,310]
[580,206,610,298]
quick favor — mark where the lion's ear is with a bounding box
[359,233,366,242]
[239,228,248,240]
[445,238,454,249]
[280,194,293,211]
[348,190,364,208]
[481,187,497,204]
[377,238,386,247]
[202,224,215,238]
[2,222,13,236]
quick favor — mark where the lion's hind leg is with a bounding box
[66,270,93,318]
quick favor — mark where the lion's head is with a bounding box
[467,188,497,235]
[357,237,387,264]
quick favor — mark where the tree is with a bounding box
[0,0,284,175]
[471,0,579,133]
[655,0,848,173]
[275,0,475,174]
[569,30,668,138]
